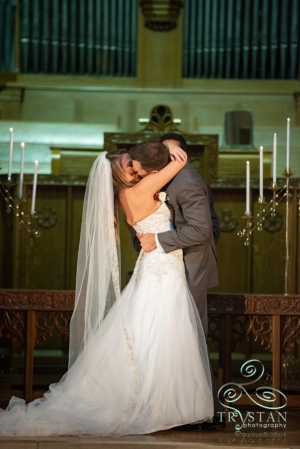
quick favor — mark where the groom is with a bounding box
[129,140,224,431]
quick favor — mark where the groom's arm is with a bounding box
[129,225,142,252]
[157,179,212,253]
[207,184,220,244]
[139,179,212,253]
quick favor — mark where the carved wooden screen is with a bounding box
[104,132,218,184]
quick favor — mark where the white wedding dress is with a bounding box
[0,202,213,436]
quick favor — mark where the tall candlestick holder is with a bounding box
[238,168,293,295]
[283,169,292,297]
[0,172,41,245]
[237,198,268,245]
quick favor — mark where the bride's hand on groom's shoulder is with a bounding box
[166,143,187,162]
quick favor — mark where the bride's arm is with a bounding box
[168,145,187,162]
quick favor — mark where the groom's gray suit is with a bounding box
[157,162,218,337]
[156,162,222,416]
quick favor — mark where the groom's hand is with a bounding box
[138,233,157,252]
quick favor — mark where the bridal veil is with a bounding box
[69,151,139,393]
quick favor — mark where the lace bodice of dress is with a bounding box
[131,203,184,285]
[133,202,174,235]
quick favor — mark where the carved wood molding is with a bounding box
[218,209,239,232]
[208,294,246,314]
[211,177,300,189]
[282,315,300,351]
[0,310,25,345]
[0,290,75,310]
[140,0,183,31]
[243,295,300,315]
[36,311,71,345]
[0,174,88,187]
[0,291,300,315]
[247,315,272,350]
[208,294,300,315]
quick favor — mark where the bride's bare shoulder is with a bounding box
[120,182,148,199]
[118,187,150,225]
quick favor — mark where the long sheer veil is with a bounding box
[68,152,120,366]
[69,153,138,406]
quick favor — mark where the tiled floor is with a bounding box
[0,408,299,449]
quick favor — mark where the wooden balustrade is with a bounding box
[0,290,299,408]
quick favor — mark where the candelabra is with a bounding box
[237,172,291,243]
[237,168,293,295]
[0,171,41,245]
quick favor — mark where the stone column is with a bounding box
[0,74,24,120]
[137,1,183,88]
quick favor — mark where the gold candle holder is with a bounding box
[0,175,41,243]
[238,169,294,291]
[282,169,293,296]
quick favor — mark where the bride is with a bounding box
[0,142,213,436]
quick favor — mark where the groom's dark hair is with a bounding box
[129,140,169,172]
[160,132,188,151]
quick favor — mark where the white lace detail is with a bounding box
[132,203,185,287]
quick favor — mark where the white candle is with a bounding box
[286,118,290,171]
[18,142,25,199]
[259,145,263,200]
[246,160,250,215]
[8,128,13,181]
[31,161,39,216]
[272,133,277,185]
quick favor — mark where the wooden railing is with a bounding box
[0,290,299,407]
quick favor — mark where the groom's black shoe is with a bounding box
[172,416,226,432]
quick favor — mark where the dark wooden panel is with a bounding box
[23,184,68,289]
[251,194,286,294]
[69,186,86,289]
[212,188,250,293]
[0,175,299,294]
[0,194,13,287]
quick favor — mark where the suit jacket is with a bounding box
[207,184,220,244]
[157,163,219,297]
